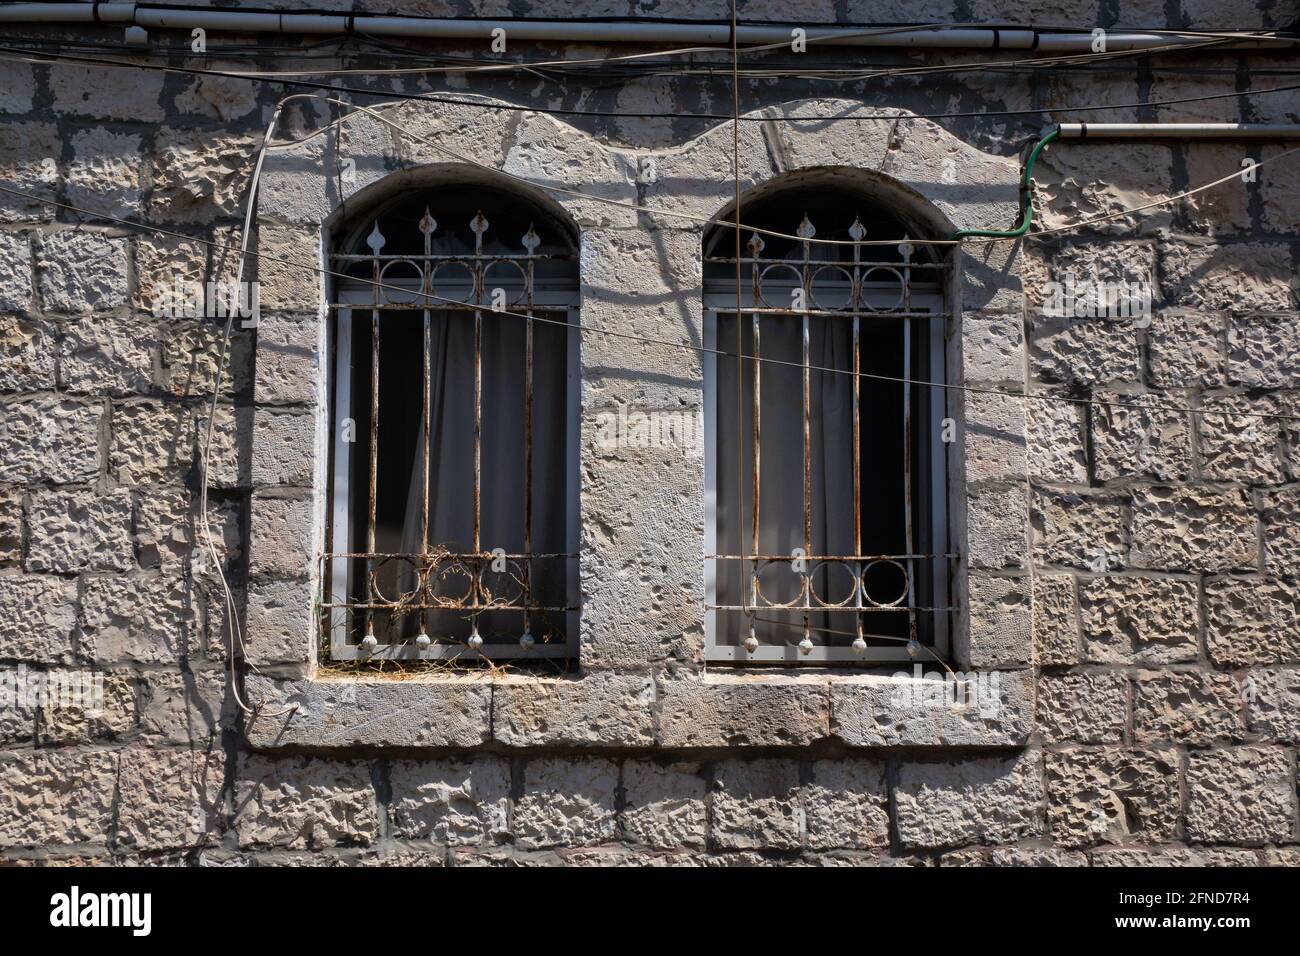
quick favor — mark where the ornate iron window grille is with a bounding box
[703,213,955,664]
[324,205,579,661]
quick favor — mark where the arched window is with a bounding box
[703,186,952,663]
[325,184,580,661]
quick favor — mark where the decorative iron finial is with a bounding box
[898,235,915,260]
[796,214,816,240]
[848,216,866,241]
[521,223,541,253]
[747,232,765,258]
[365,220,386,255]
[418,207,437,237]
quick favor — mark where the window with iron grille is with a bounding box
[703,187,953,664]
[324,185,580,662]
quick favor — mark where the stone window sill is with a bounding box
[244,668,1031,751]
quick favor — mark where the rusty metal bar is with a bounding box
[901,237,918,645]
[748,233,763,627]
[522,225,538,643]
[418,209,435,641]
[799,216,814,648]
[364,221,384,643]
[470,211,487,641]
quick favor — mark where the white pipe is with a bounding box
[0,2,1294,51]
[1058,122,1300,139]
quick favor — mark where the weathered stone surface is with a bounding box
[966,486,1028,570]
[1031,491,1127,572]
[110,402,195,485]
[1079,576,1199,664]
[711,758,802,851]
[65,127,143,220]
[57,314,155,396]
[1045,748,1180,847]
[0,398,101,483]
[0,667,34,744]
[1205,576,1300,665]
[831,670,1033,747]
[963,391,1027,482]
[253,311,318,405]
[0,749,117,847]
[1133,672,1244,744]
[36,231,129,313]
[236,756,377,849]
[79,573,195,665]
[1036,143,1174,234]
[621,760,707,850]
[1026,396,1087,483]
[962,312,1023,383]
[247,493,312,579]
[1148,309,1225,388]
[1182,143,1253,232]
[1021,240,1156,311]
[1186,747,1295,845]
[0,120,58,223]
[1129,487,1257,572]
[243,674,492,748]
[389,757,510,846]
[160,320,254,399]
[25,488,133,573]
[1226,313,1300,388]
[244,577,313,667]
[895,751,1043,848]
[1246,667,1300,742]
[966,574,1031,668]
[1033,573,1080,665]
[805,760,889,851]
[139,668,233,744]
[175,75,261,122]
[0,489,18,565]
[1036,672,1127,744]
[116,747,227,851]
[1160,241,1293,312]
[50,65,166,121]
[940,846,1088,867]
[658,675,828,747]
[150,131,257,223]
[1029,318,1140,386]
[1196,394,1288,484]
[1261,486,1300,577]
[35,670,135,744]
[133,488,191,575]
[0,316,53,392]
[0,575,77,662]
[1091,847,1261,867]
[515,757,618,849]
[1091,391,1192,482]
[0,233,34,313]
[250,409,315,487]
[494,674,654,747]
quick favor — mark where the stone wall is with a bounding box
[1,0,1299,866]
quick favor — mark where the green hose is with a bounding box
[953,125,1060,240]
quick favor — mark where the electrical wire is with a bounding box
[194,97,318,719]
[2,44,1298,128]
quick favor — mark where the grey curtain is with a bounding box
[391,309,570,643]
[714,311,863,649]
